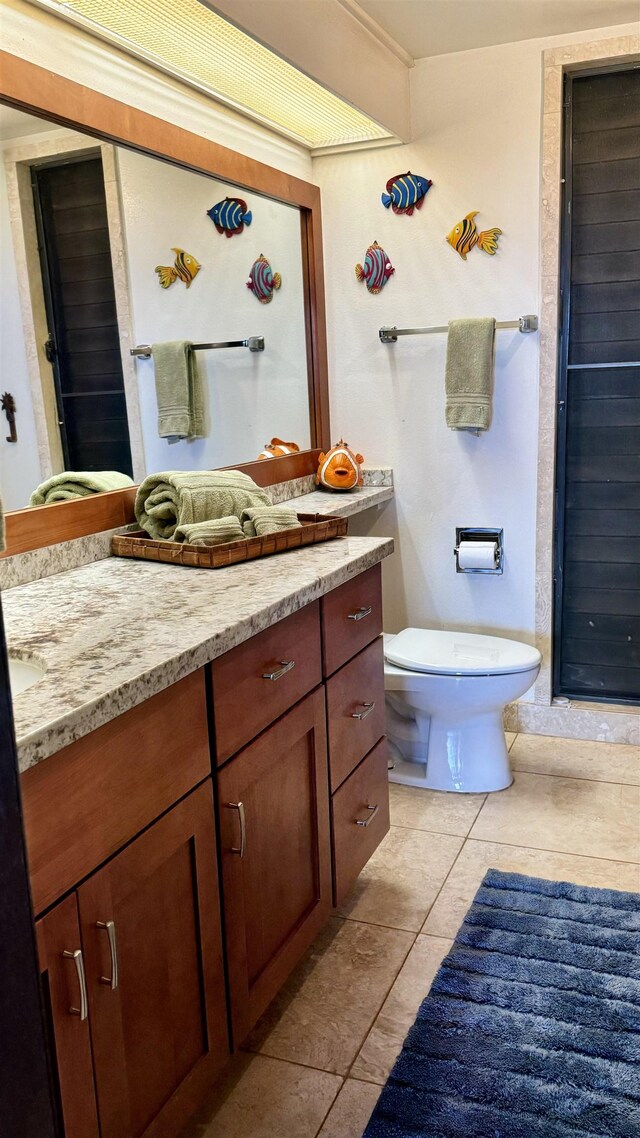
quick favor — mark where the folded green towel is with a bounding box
[173,517,245,546]
[136,469,272,540]
[445,317,496,432]
[152,341,204,442]
[241,506,302,538]
[29,470,134,506]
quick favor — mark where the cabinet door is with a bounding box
[218,688,331,1044]
[78,781,229,1138]
[36,894,100,1138]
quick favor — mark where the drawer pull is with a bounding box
[227,800,246,857]
[62,948,89,1020]
[96,920,119,990]
[352,701,375,721]
[348,606,372,622]
[355,804,379,828]
[262,660,295,681]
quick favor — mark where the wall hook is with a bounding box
[1,393,17,443]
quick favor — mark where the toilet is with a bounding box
[384,629,541,793]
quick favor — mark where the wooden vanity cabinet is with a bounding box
[217,688,331,1044]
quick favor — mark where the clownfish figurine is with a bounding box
[355,241,394,295]
[381,171,432,215]
[155,248,201,289]
[316,439,364,492]
[257,438,301,460]
[446,211,502,260]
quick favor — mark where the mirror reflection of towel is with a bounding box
[152,341,204,442]
[445,318,496,432]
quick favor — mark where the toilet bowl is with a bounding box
[384,629,541,793]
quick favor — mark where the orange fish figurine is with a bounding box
[316,439,364,491]
[257,438,301,460]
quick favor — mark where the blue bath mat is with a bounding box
[364,869,640,1138]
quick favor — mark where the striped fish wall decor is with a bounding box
[207,196,252,237]
[446,211,503,260]
[381,171,432,215]
[355,241,395,294]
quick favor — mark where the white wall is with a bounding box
[314,24,638,651]
[0,158,42,510]
[118,149,310,471]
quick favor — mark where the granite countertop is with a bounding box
[5,535,393,773]
[288,484,394,518]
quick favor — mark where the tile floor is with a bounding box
[182,731,640,1138]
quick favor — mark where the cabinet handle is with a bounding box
[355,804,379,828]
[96,920,119,990]
[351,701,375,721]
[62,948,88,1021]
[262,660,295,681]
[227,801,246,857]
[348,606,372,622]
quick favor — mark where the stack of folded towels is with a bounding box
[135,469,302,547]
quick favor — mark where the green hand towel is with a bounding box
[152,341,204,442]
[241,506,302,537]
[173,517,245,546]
[29,470,134,507]
[445,317,496,432]
[136,469,272,540]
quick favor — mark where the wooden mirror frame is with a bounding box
[0,52,330,557]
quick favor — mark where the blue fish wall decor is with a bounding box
[381,171,432,215]
[207,196,252,237]
[355,241,395,295]
[247,254,281,304]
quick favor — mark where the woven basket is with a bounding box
[111,512,348,569]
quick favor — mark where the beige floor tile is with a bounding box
[245,918,414,1076]
[506,732,517,751]
[351,934,452,1085]
[423,838,640,939]
[181,1053,341,1138]
[389,782,486,836]
[317,1078,381,1138]
[510,732,640,785]
[338,826,463,931]
[469,770,640,862]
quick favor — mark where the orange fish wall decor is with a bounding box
[445,212,502,260]
[316,440,364,491]
[257,438,301,460]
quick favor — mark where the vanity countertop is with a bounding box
[285,484,394,518]
[5,535,393,773]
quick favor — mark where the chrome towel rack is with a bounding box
[130,336,265,358]
[379,315,538,344]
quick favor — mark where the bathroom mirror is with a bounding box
[0,101,319,513]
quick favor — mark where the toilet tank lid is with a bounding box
[385,628,542,676]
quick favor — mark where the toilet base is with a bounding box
[388,710,513,793]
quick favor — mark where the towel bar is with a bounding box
[379,315,538,343]
[130,336,265,359]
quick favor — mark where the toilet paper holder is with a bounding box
[454,527,504,574]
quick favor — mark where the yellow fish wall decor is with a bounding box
[155,248,202,289]
[316,439,364,491]
[445,212,502,260]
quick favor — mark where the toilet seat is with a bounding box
[384,628,541,677]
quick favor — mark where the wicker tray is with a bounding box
[111,512,348,569]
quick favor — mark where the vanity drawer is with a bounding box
[22,669,210,916]
[326,637,386,792]
[211,601,322,763]
[321,564,382,676]
[331,738,390,908]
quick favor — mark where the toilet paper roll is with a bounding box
[458,540,497,570]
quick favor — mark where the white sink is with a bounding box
[8,656,45,697]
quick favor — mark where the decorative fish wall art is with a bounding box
[381,170,432,215]
[355,241,395,295]
[155,248,201,289]
[316,439,364,491]
[446,212,502,260]
[247,254,281,304]
[207,196,252,237]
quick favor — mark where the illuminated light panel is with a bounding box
[49,0,393,148]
